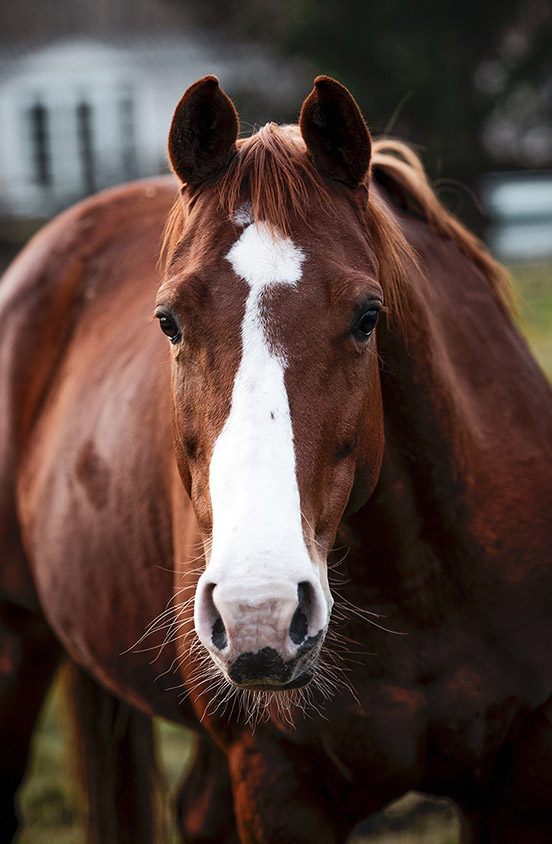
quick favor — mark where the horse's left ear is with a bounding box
[299,76,371,186]
[168,75,239,187]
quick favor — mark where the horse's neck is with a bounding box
[338,233,551,618]
[339,309,483,617]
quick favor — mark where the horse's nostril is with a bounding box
[289,581,311,645]
[289,607,308,645]
[211,614,228,650]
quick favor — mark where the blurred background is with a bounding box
[1,0,552,256]
[1,1,550,842]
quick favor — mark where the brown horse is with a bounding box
[1,74,551,843]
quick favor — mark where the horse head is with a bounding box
[157,76,394,694]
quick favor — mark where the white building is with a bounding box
[0,35,306,218]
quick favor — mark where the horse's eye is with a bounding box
[156,311,181,344]
[353,308,379,340]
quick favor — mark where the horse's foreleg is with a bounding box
[485,700,552,844]
[0,602,61,842]
[176,733,240,844]
[70,664,158,844]
[458,700,552,844]
[227,731,352,844]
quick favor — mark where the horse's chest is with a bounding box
[315,689,427,812]
[315,656,526,808]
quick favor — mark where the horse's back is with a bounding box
[0,178,199,718]
[0,175,177,457]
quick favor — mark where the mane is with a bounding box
[371,138,515,313]
[162,124,514,324]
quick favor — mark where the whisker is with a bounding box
[331,590,409,636]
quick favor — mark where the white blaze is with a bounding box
[207,221,311,582]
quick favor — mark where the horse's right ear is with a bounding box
[168,76,239,188]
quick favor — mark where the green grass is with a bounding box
[18,674,86,844]
[509,260,552,378]
[16,259,552,842]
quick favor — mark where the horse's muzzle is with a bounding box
[194,573,329,688]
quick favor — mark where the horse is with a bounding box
[0,73,551,844]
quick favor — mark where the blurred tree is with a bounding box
[174,0,552,221]
[282,0,508,181]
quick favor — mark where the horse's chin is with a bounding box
[233,671,315,692]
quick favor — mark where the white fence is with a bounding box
[482,171,552,260]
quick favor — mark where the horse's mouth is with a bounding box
[205,633,325,694]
